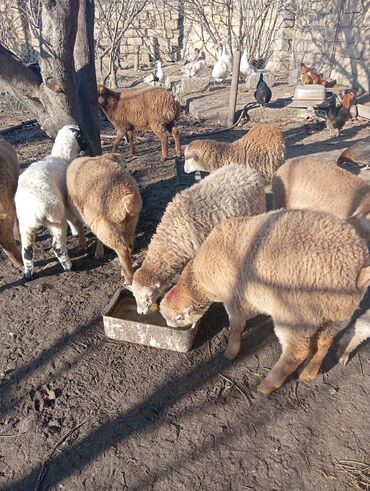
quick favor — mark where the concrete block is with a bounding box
[180,76,212,96]
[245,71,275,90]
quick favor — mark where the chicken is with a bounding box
[300,62,327,86]
[212,46,228,83]
[254,72,272,106]
[300,63,313,84]
[326,91,356,137]
[337,136,370,169]
[144,60,164,87]
[240,49,256,81]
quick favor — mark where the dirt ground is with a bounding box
[0,105,370,491]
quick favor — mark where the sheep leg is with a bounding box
[127,130,136,155]
[299,323,336,381]
[258,326,310,394]
[0,215,22,268]
[49,223,73,272]
[154,126,168,161]
[95,239,104,258]
[171,126,182,156]
[67,217,87,253]
[338,327,369,366]
[20,227,36,279]
[224,306,248,360]
[111,131,125,153]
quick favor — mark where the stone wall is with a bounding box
[286,0,370,90]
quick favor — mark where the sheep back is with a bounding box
[67,154,142,230]
[272,156,370,217]
[194,209,369,327]
[134,164,266,289]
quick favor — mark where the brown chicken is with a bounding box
[300,63,327,86]
[326,91,356,137]
[337,136,370,168]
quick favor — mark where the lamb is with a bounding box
[338,310,370,365]
[0,138,22,268]
[131,165,266,314]
[160,209,370,394]
[67,153,142,285]
[183,123,285,184]
[272,156,370,240]
[97,84,181,161]
[15,125,87,279]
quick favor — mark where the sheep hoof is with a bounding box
[24,271,34,281]
[223,348,238,360]
[338,354,349,366]
[257,379,275,395]
[298,368,316,382]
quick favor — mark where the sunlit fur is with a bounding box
[160,209,370,393]
[183,123,285,183]
[132,165,266,314]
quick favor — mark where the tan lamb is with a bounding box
[131,165,266,314]
[66,154,142,284]
[183,123,285,183]
[97,84,181,161]
[0,138,22,268]
[160,209,370,394]
[338,310,370,365]
[272,156,370,240]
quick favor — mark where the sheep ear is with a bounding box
[185,152,199,161]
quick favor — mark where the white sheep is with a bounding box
[15,125,87,279]
[160,209,370,393]
[131,165,266,314]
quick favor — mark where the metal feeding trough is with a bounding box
[175,155,209,186]
[289,84,328,108]
[102,288,199,352]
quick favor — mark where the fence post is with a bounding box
[227,49,241,127]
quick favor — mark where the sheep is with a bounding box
[160,209,370,394]
[0,138,22,268]
[338,310,370,365]
[97,84,181,161]
[131,165,266,314]
[15,125,87,279]
[183,123,285,184]
[272,156,370,240]
[66,153,142,285]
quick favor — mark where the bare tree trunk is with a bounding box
[74,0,101,155]
[228,50,241,126]
[0,0,101,156]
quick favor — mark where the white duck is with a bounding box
[240,49,256,80]
[144,60,164,87]
[212,46,228,83]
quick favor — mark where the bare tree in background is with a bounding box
[95,0,149,86]
[0,0,101,155]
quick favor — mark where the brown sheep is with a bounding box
[183,123,285,184]
[97,84,181,161]
[272,156,370,240]
[160,209,370,394]
[67,154,142,284]
[0,138,22,268]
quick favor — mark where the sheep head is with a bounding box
[51,125,86,160]
[184,142,203,173]
[132,268,162,315]
[160,262,208,328]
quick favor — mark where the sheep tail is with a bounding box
[357,266,370,290]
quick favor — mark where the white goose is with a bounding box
[212,46,228,83]
[184,52,206,78]
[221,43,232,73]
[240,48,256,81]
